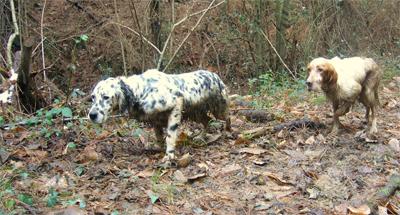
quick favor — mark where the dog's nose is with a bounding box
[89,113,97,121]
[306,82,312,88]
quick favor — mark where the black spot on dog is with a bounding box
[151,100,156,109]
[147,78,158,84]
[169,123,179,131]
[167,149,175,154]
[158,99,167,106]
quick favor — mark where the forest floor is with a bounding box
[1,78,400,215]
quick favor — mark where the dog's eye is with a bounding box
[318,68,323,72]
[103,96,110,100]
[91,95,95,101]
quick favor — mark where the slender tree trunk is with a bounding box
[275,0,290,76]
[16,37,43,112]
[254,0,263,77]
[150,0,161,60]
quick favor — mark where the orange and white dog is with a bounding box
[306,57,382,134]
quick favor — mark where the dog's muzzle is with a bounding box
[89,112,98,122]
[306,82,313,91]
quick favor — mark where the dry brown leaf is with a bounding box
[197,162,210,171]
[187,173,207,180]
[388,138,399,151]
[283,149,308,160]
[220,164,242,176]
[205,133,221,144]
[378,206,388,215]
[267,174,295,186]
[304,171,319,180]
[29,150,49,159]
[82,145,99,161]
[237,147,268,155]
[177,153,191,167]
[136,169,155,178]
[15,127,25,132]
[234,137,251,146]
[347,204,371,215]
[335,200,349,214]
[304,136,315,145]
[174,170,188,183]
[95,130,113,140]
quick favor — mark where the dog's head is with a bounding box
[88,77,131,124]
[306,57,338,92]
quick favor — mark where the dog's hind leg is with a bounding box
[369,105,378,133]
[153,126,164,149]
[163,97,184,162]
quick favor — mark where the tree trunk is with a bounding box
[16,37,43,112]
[254,0,263,77]
[275,0,290,75]
[150,0,161,59]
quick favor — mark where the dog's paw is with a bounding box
[162,153,175,163]
[369,126,378,134]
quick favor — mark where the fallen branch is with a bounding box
[239,120,325,139]
[364,174,400,215]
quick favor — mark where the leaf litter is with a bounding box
[1,82,400,214]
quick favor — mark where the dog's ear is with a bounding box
[118,80,134,114]
[322,62,338,91]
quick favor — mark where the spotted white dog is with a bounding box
[88,69,231,161]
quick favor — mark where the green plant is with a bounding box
[61,194,86,208]
[45,188,59,207]
[310,96,326,105]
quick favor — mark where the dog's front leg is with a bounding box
[163,97,183,162]
[331,101,340,134]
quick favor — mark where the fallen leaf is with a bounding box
[267,175,295,186]
[304,136,315,145]
[388,138,399,151]
[237,147,268,155]
[283,149,308,160]
[347,204,371,215]
[378,206,388,215]
[174,170,188,182]
[177,153,191,167]
[362,166,373,174]
[136,169,155,178]
[335,201,349,214]
[197,162,210,171]
[205,133,221,144]
[15,127,25,132]
[82,145,99,161]
[306,187,319,199]
[187,173,207,180]
[234,137,251,146]
[220,164,242,176]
